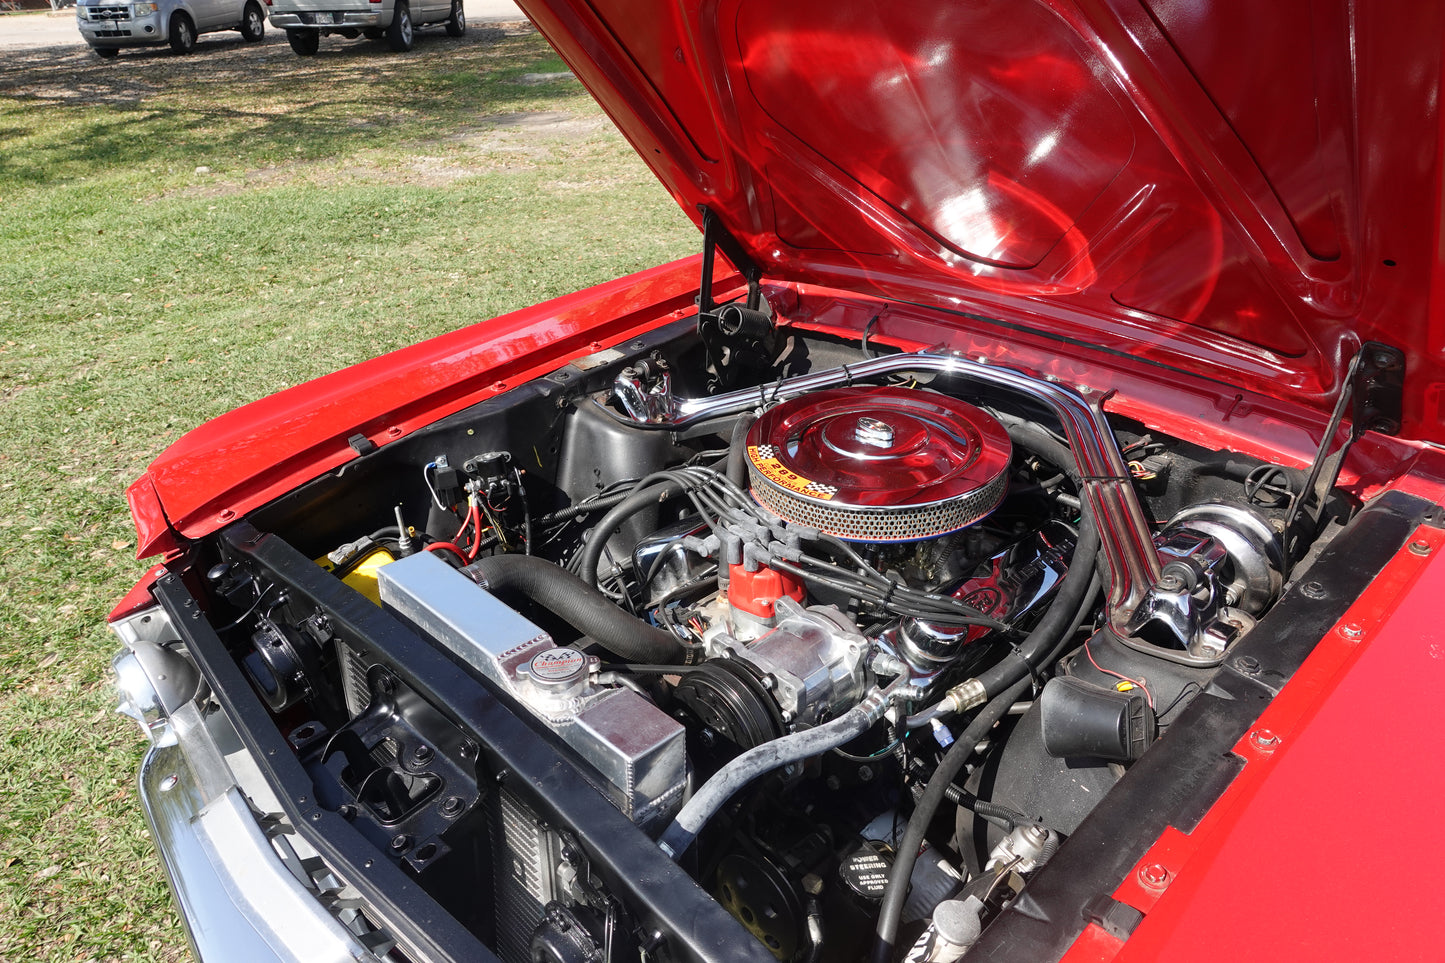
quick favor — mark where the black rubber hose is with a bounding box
[727,411,758,490]
[977,412,1101,701]
[870,676,1031,963]
[903,411,1105,724]
[971,509,1099,699]
[463,555,686,664]
[874,570,1103,963]
[575,478,691,588]
[951,788,1027,830]
[904,505,1099,729]
[998,417,1082,486]
[659,683,900,857]
[903,759,1028,828]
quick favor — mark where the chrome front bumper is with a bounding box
[114,607,379,963]
[267,11,383,28]
[77,8,165,43]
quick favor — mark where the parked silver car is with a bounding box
[267,0,463,55]
[76,0,266,56]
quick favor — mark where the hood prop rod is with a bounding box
[694,208,777,394]
[696,206,763,317]
[1282,341,1404,575]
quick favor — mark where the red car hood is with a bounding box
[520,0,1445,444]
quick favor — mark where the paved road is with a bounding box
[0,0,523,48]
[0,11,76,46]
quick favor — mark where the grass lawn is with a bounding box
[0,26,695,961]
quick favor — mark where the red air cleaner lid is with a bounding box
[745,386,1012,542]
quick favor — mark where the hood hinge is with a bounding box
[695,207,776,393]
[1282,341,1405,571]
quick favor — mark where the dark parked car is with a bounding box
[109,2,1445,962]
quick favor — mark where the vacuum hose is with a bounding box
[575,478,691,589]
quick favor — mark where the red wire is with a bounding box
[1084,640,1155,708]
[452,501,473,544]
[465,501,484,560]
[426,542,470,565]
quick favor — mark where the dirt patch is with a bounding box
[513,70,575,85]
[456,110,610,158]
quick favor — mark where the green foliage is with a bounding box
[0,28,694,961]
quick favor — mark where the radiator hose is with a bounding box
[463,555,686,665]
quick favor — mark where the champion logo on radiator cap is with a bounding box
[527,648,587,683]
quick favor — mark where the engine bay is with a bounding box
[165,302,1398,963]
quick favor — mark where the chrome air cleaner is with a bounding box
[745,386,1012,542]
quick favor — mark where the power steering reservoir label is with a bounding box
[528,648,586,682]
[748,445,837,500]
[840,847,892,900]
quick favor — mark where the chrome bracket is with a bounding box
[612,357,676,424]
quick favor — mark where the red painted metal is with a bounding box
[107,563,168,621]
[769,287,1445,509]
[106,3,1445,955]
[125,256,742,557]
[1061,525,1445,961]
[126,476,181,559]
[518,0,1445,443]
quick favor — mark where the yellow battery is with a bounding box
[315,547,396,605]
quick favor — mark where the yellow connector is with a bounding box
[315,548,395,605]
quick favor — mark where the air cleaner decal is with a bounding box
[749,445,837,500]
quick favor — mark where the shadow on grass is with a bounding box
[0,25,589,189]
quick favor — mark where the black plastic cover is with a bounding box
[1039,676,1156,763]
